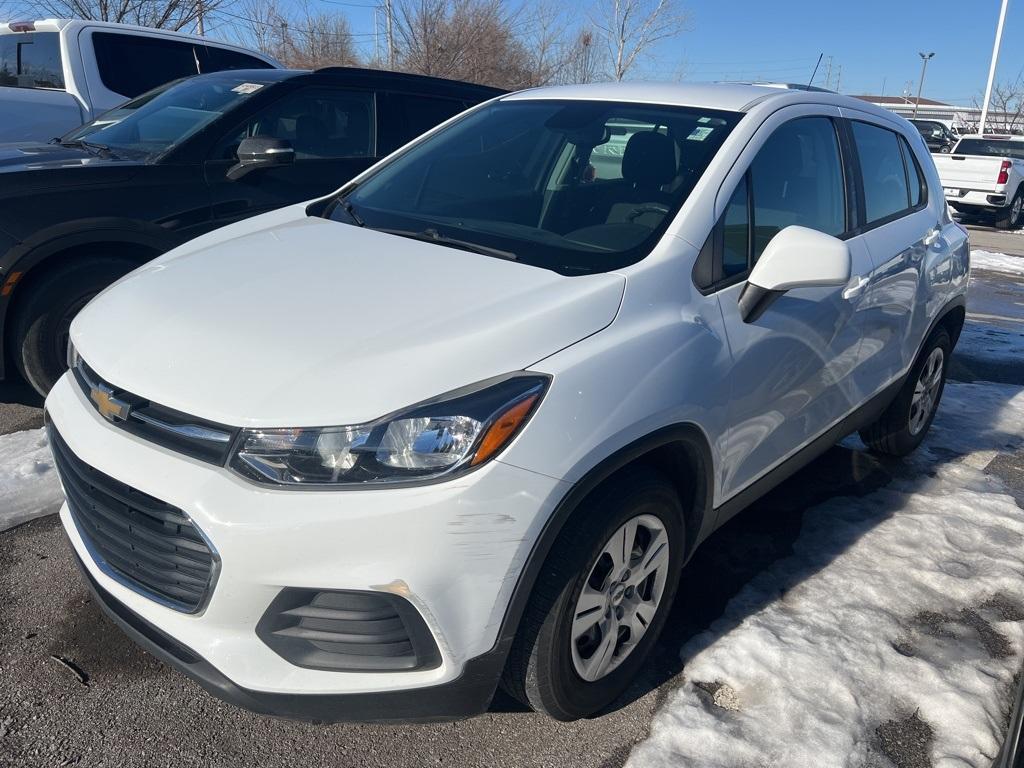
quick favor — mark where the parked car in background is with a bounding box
[909,118,956,154]
[0,19,278,142]
[934,134,1024,228]
[0,67,502,394]
[47,82,968,723]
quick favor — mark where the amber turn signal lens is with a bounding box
[471,394,540,466]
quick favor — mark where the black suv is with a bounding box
[0,68,502,394]
[909,118,957,154]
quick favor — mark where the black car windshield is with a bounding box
[63,72,281,160]
[325,99,741,274]
[954,138,1024,160]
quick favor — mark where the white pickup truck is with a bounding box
[933,134,1024,229]
[0,19,278,143]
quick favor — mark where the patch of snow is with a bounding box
[629,380,1024,768]
[958,320,1024,365]
[971,249,1024,274]
[0,428,63,532]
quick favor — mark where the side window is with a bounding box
[722,175,750,278]
[750,116,846,260]
[900,135,926,208]
[851,121,911,225]
[199,46,274,73]
[378,92,467,155]
[216,88,375,161]
[92,32,199,98]
[0,32,64,89]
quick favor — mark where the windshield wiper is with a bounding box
[340,200,365,227]
[58,138,118,159]
[372,227,517,261]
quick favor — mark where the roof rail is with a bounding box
[721,81,837,94]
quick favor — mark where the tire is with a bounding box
[859,327,951,456]
[502,466,685,720]
[996,190,1024,230]
[11,257,137,395]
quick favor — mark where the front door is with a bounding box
[203,86,379,228]
[711,109,877,502]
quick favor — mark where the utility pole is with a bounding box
[913,52,934,118]
[374,7,380,62]
[824,56,833,90]
[835,65,842,93]
[385,0,394,70]
[196,0,205,36]
[980,0,1010,136]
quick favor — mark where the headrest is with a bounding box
[622,131,676,187]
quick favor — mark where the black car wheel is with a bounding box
[11,257,137,395]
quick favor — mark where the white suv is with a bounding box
[46,82,969,722]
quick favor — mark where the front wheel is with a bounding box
[860,327,951,456]
[502,467,684,720]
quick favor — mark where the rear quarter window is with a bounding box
[0,32,64,89]
[199,46,273,73]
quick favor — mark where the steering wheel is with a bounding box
[626,204,671,224]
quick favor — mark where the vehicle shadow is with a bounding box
[0,378,44,409]
[491,383,1023,718]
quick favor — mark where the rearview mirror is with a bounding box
[227,137,295,181]
[738,225,851,323]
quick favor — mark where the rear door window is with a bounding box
[851,121,913,224]
[92,32,199,98]
[0,32,64,89]
[378,92,468,154]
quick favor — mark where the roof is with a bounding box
[503,81,892,116]
[854,94,950,107]
[315,66,505,96]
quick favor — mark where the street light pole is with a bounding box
[913,52,934,118]
[980,0,1010,136]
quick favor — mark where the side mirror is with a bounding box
[738,225,851,323]
[227,137,295,181]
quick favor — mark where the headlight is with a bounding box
[230,375,548,487]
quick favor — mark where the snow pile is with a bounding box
[629,381,1024,768]
[0,428,63,532]
[971,249,1024,274]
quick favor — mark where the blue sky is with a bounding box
[249,0,1022,106]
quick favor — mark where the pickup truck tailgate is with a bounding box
[934,154,1003,191]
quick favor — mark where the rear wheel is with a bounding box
[859,328,951,456]
[502,467,684,720]
[11,257,137,395]
[996,190,1024,229]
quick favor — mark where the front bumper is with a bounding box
[46,373,568,718]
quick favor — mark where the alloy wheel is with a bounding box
[570,513,670,682]
[910,347,944,435]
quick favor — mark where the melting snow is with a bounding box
[0,428,62,532]
[629,380,1024,768]
[972,249,1024,275]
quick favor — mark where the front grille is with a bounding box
[49,425,217,613]
[257,588,442,672]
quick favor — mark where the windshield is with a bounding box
[63,73,276,160]
[326,99,741,274]
[953,138,1024,160]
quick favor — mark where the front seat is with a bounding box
[605,131,677,227]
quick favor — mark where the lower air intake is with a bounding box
[256,588,442,672]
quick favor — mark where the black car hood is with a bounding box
[0,142,142,173]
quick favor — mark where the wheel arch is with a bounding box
[0,225,170,379]
[495,423,715,650]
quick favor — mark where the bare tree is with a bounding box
[557,27,604,85]
[28,0,225,31]
[593,0,688,81]
[973,75,1024,134]
[228,0,359,69]
[393,0,533,89]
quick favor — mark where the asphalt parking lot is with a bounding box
[1,223,1023,768]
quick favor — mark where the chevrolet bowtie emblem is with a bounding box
[90,383,131,423]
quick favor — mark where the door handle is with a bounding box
[842,274,870,300]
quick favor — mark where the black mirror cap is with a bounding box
[227,137,295,180]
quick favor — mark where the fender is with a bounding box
[0,218,179,380]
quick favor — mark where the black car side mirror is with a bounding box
[227,137,295,181]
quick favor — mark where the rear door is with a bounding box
[203,85,377,227]
[841,111,952,388]
[708,106,877,501]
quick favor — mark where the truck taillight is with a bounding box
[998,160,1011,185]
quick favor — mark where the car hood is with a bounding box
[0,142,138,172]
[72,210,625,428]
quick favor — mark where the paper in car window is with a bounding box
[686,126,714,141]
[232,83,264,94]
